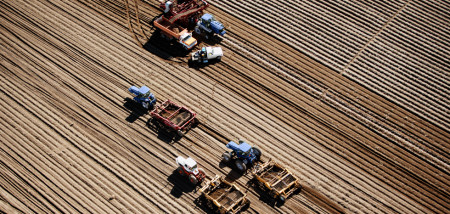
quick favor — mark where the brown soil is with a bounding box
[0,0,448,214]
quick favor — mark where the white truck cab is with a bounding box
[191,46,223,63]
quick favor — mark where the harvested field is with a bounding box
[0,0,449,214]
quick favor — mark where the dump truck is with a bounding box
[199,175,250,214]
[153,16,197,50]
[251,160,301,205]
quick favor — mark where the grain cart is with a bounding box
[199,175,250,214]
[252,160,301,205]
[194,13,226,39]
[176,156,206,185]
[128,85,157,110]
[153,16,197,50]
[191,46,223,63]
[222,140,262,172]
[150,100,197,136]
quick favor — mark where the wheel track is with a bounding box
[1,0,449,213]
[207,4,450,164]
[71,0,450,212]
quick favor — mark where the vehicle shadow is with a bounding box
[195,34,224,46]
[123,98,148,123]
[246,178,302,207]
[187,57,221,69]
[143,29,190,60]
[167,169,197,198]
[146,118,177,143]
[193,195,213,214]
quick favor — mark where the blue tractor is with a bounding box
[194,13,226,40]
[222,140,262,172]
[128,85,157,110]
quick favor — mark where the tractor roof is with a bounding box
[227,141,251,152]
[201,13,213,21]
[185,157,197,168]
[139,86,150,94]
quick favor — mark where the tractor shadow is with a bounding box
[195,34,224,46]
[123,98,148,123]
[167,169,197,198]
[218,161,246,183]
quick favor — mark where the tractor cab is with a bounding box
[176,156,199,174]
[128,85,157,109]
[222,140,261,172]
[137,86,151,98]
[200,13,226,36]
[227,140,253,159]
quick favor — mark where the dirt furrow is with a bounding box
[207,4,449,153]
[1,0,449,213]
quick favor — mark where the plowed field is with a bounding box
[1,0,448,213]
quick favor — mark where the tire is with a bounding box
[235,159,246,172]
[252,147,262,161]
[177,167,185,176]
[206,199,214,209]
[216,56,221,61]
[194,26,201,35]
[222,152,231,163]
[177,129,185,137]
[197,168,205,183]
[142,101,149,110]
[189,174,198,185]
[278,195,286,204]
[205,34,209,40]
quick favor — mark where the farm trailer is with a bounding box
[150,99,197,137]
[252,160,301,205]
[199,175,250,214]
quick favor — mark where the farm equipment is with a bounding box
[128,85,157,109]
[199,175,250,214]
[222,140,262,172]
[150,99,197,136]
[159,0,209,27]
[176,156,206,185]
[194,13,226,39]
[191,46,223,63]
[252,160,301,205]
[153,16,197,50]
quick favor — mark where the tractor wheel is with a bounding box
[177,167,185,176]
[194,26,201,35]
[278,195,286,204]
[235,159,246,172]
[161,33,169,41]
[222,152,231,163]
[206,199,214,209]
[189,174,198,185]
[252,147,262,161]
[198,169,205,183]
[177,129,185,137]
